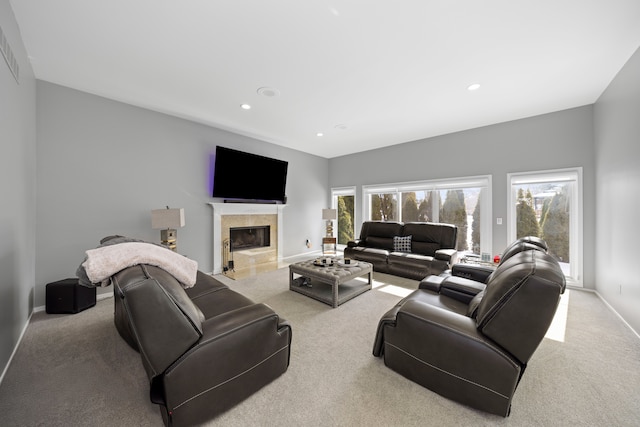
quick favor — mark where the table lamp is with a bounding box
[322,208,337,237]
[151,207,185,251]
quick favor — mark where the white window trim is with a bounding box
[507,167,583,286]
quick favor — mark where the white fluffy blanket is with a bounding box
[82,242,198,288]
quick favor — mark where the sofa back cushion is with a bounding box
[475,250,566,364]
[360,221,404,251]
[402,222,457,256]
[114,265,203,378]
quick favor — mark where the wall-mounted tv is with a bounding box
[212,146,288,203]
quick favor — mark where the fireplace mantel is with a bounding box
[208,202,286,274]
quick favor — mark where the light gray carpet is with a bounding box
[1,268,639,426]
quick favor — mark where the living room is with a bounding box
[2,1,640,425]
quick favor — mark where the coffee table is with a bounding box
[289,258,373,308]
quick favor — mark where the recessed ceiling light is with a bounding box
[240,104,251,110]
[467,83,481,91]
[257,87,280,97]
[316,132,324,137]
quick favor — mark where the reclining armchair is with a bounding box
[373,244,565,416]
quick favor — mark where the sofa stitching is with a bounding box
[399,307,519,369]
[171,344,290,411]
[385,342,511,401]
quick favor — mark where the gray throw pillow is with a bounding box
[393,235,412,252]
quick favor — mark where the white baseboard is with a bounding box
[0,311,33,387]
[2,292,114,387]
[593,289,640,340]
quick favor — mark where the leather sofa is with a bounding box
[344,221,458,280]
[372,240,566,416]
[81,237,292,426]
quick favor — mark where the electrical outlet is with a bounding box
[496,218,503,225]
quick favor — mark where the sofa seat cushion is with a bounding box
[189,287,256,320]
[388,252,450,280]
[346,246,389,262]
[185,271,229,299]
[388,252,434,265]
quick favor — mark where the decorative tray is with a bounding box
[313,259,334,267]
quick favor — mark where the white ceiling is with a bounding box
[10,1,640,158]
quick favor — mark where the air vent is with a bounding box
[0,24,20,83]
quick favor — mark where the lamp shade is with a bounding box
[322,208,337,220]
[151,208,185,229]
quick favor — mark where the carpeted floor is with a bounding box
[1,268,639,426]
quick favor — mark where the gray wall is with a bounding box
[0,0,36,378]
[329,105,596,288]
[35,81,329,307]
[594,46,640,334]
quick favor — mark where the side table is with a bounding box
[322,237,337,255]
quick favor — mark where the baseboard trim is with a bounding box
[0,310,33,387]
[2,292,114,387]
[593,289,640,340]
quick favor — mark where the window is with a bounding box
[508,168,582,286]
[331,187,356,246]
[363,176,492,257]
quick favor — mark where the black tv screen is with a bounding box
[212,146,288,203]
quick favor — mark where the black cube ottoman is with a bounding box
[46,278,96,314]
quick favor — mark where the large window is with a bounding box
[508,168,582,286]
[363,176,492,257]
[331,187,356,246]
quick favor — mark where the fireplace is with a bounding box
[230,226,271,251]
[209,202,286,276]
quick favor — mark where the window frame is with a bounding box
[362,175,492,257]
[507,167,583,286]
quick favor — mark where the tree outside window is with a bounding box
[371,193,397,221]
[337,195,354,245]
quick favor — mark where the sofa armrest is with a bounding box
[451,263,494,282]
[435,248,458,264]
[419,275,444,292]
[439,276,486,304]
[199,303,290,344]
[160,303,292,418]
[346,239,361,248]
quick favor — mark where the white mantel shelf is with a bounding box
[208,202,286,274]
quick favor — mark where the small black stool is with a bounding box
[46,278,96,314]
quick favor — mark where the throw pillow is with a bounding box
[393,235,412,253]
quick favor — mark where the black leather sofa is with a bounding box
[373,238,565,416]
[344,221,458,280]
[79,237,292,426]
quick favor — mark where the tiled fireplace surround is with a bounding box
[208,203,285,276]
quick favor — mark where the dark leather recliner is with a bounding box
[373,244,566,416]
[421,235,549,298]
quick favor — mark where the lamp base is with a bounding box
[325,220,334,238]
[160,229,177,251]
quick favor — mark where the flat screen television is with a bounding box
[212,146,288,203]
